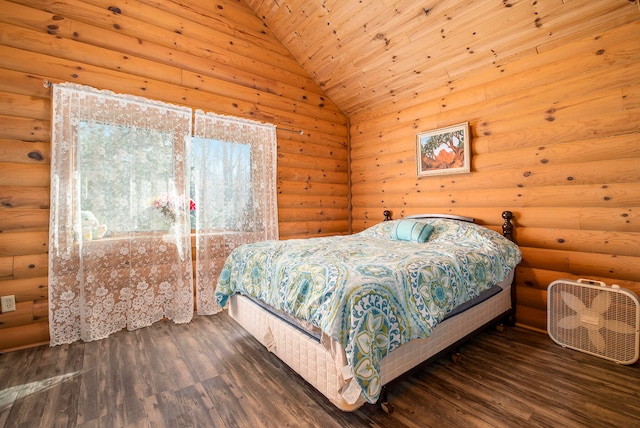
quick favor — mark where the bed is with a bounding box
[214,211,521,411]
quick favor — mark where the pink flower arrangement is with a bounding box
[151,193,196,223]
[152,193,177,222]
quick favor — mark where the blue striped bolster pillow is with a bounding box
[392,220,434,243]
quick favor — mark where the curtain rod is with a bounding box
[279,128,304,135]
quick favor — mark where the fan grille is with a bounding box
[548,280,640,365]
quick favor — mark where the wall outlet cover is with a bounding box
[1,295,16,312]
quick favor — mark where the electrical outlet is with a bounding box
[1,295,16,312]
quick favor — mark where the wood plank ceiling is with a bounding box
[244,0,638,117]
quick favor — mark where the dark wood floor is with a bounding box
[1,312,639,428]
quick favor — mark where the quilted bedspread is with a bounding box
[215,218,522,403]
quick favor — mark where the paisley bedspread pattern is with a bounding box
[215,219,522,403]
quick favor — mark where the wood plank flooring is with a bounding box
[1,312,639,427]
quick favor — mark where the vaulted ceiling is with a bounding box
[244,0,637,117]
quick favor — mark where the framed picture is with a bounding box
[416,122,470,177]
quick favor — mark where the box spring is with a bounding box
[227,272,513,411]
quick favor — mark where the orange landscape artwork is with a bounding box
[416,122,470,177]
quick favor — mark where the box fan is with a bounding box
[547,279,639,365]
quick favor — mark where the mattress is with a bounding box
[227,270,513,411]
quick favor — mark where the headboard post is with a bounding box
[501,211,514,242]
[501,210,517,326]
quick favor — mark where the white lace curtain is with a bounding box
[193,110,279,315]
[49,83,194,345]
[49,85,278,344]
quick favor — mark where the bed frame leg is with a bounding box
[451,350,463,364]
[379,387,395,414]
[381,401,395,414]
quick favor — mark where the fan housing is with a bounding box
[547,278,639,365]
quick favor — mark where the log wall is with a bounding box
[0,0,348,351]
[350,18,640,332]
[2,0,638,350]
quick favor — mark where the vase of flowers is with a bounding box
[152,193,178,223]
[150,193,196,231]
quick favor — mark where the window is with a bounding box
[78,121,177,233]
[191,137,252,231]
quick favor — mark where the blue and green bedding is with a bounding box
[215,218,522,403]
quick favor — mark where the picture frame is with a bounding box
[416,122,470,177]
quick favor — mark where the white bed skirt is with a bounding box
[228,272,513,411]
